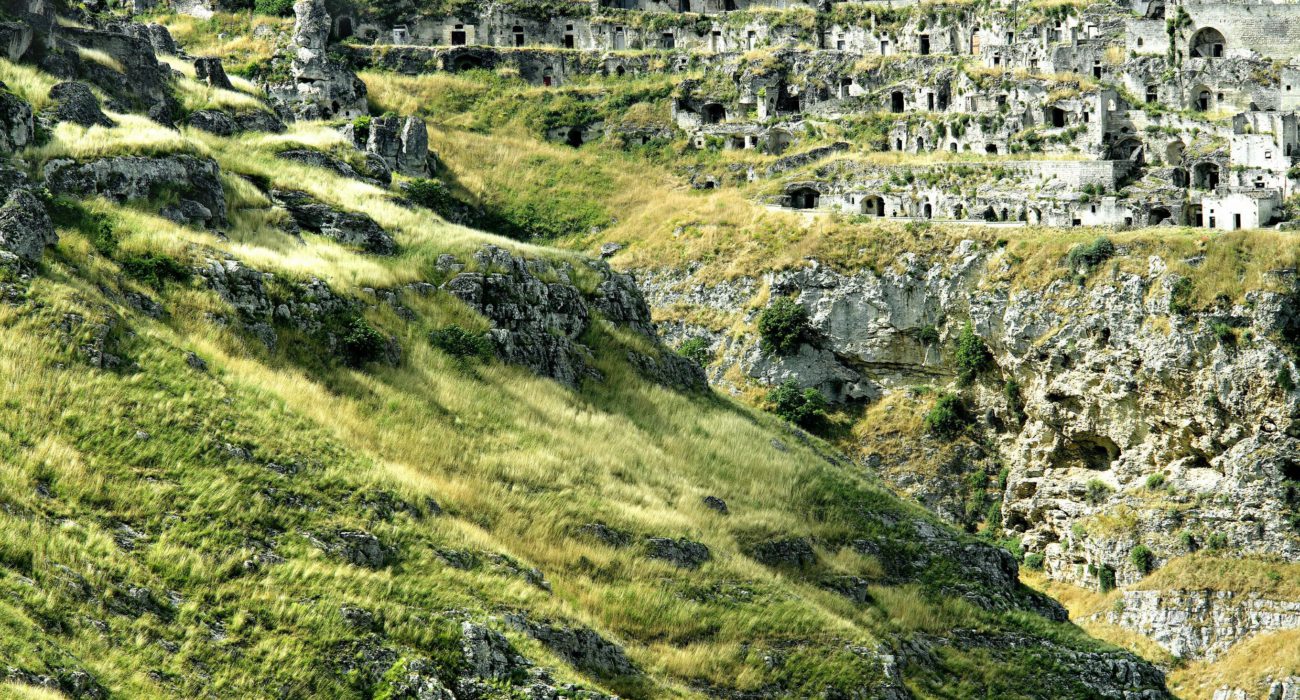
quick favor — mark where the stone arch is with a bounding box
[922,202,933,219]
[916,136,926,151]
[970,29,981,55]
[1193,162,1220,190]
[703,103,726,125]
[890,91,904,113]
[981,206,998,222]
[1148,206,1171,225]
[1190,27,1225,58]
[451,54,485,72]
[1049,106,1066,127]
[789,187,820,209]
[861,195,885,216]
[1193,85,1212,111]
[953,202,965,219]
[566,127,584,147]
[1110,137,1144,163]
[1144,0,1164,18]
[615,65,626,77]
[1028,207,1042,225]
[985,143,998,155]
[336,16,353,39]
[1171,167,1188,188]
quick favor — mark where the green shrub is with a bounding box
[758,297,812,355]
[1085,478,1113,505]
[351,115,372,144]
[430,325,491,360]
[1003,378,1025,423]
[766,380,827,429]
[403,179,460,218]
[1130,544,1155,574]
[1097,565,1116,592]
[1066,236,1115,271]
[253,0,294,15]
[1280,367,1296,393]
[1206,532,1229,551]
[119,252,190,290]
[1024,553,1045,570]
[1212,321,1236,347]
[1169,276,1195,315]
[917,325,940,345]
[677,337,712,366]
[1145,473,1166,490]
[1178,530,1196,552]
[341,317,387,367]
[954,321,992,386]
[924,393,968,438]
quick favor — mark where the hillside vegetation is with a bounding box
[0,8,1177,700]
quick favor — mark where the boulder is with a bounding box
[276,148,387,187]
[644,536,710,569]
[193,57,233,89]
[121,23,178,56]
[702,495,728,514]
[270,189,396,255]
[54,27,178,124]
[336,530,388,569]
[48,81,115,128]
[44,155,227,227]
[186,108,238,136]
[748,537,817,570]
[0,189,56,262]
[461,622,529,681]
[0,87,34,152]
[0,22,34,62]
[506,615,636,678]
[397,116,430,176]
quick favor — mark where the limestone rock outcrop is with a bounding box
[267,0,367,121]
[0,188,56,263]
[271,189,396,255]
[48,81,115,128]
[44,155,227,227]
[442,245,706,390]
[0,87,33,152]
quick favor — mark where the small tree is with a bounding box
[1085,478,1113,505]
[954,321,992,386]
[1130,544,1155,575]
[678,337,712,366]
[924,393,968,438]
[766,380,827,429]
[341,317,387,367]
[430,325,491,360]
[758,297,812,355]
[1066,235,1115,271]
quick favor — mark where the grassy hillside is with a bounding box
[0,20,1174,700]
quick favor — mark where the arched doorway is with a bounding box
[1049,106,1066,127]
[703,103,726,125]
[861,195,885,216]
[336,16,353,39]
[1193,162,1220,190]
[922,202,933,219]
[970,30,981,55]
[1194,87,1212,111]
[1190,27,1225,58]
[566,128,584,147]
[452,55,484,72]
[790,187,819,209]
[985,143,998,155]
[1148,207,1171,225]
[1111,137,1144,163]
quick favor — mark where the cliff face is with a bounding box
[640,240,1300,594]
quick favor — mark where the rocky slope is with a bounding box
[636,237,1300,686]
[0,0,1183,698]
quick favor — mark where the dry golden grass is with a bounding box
[75,46,125,73]
[1135,555,1300,600]
[29,113,207,161]
[1171,629,1300,700]
[0,59,61,111]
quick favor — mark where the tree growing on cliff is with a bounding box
[766,380,827,428]
[954,321,992,386]
[758,297,812,355]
